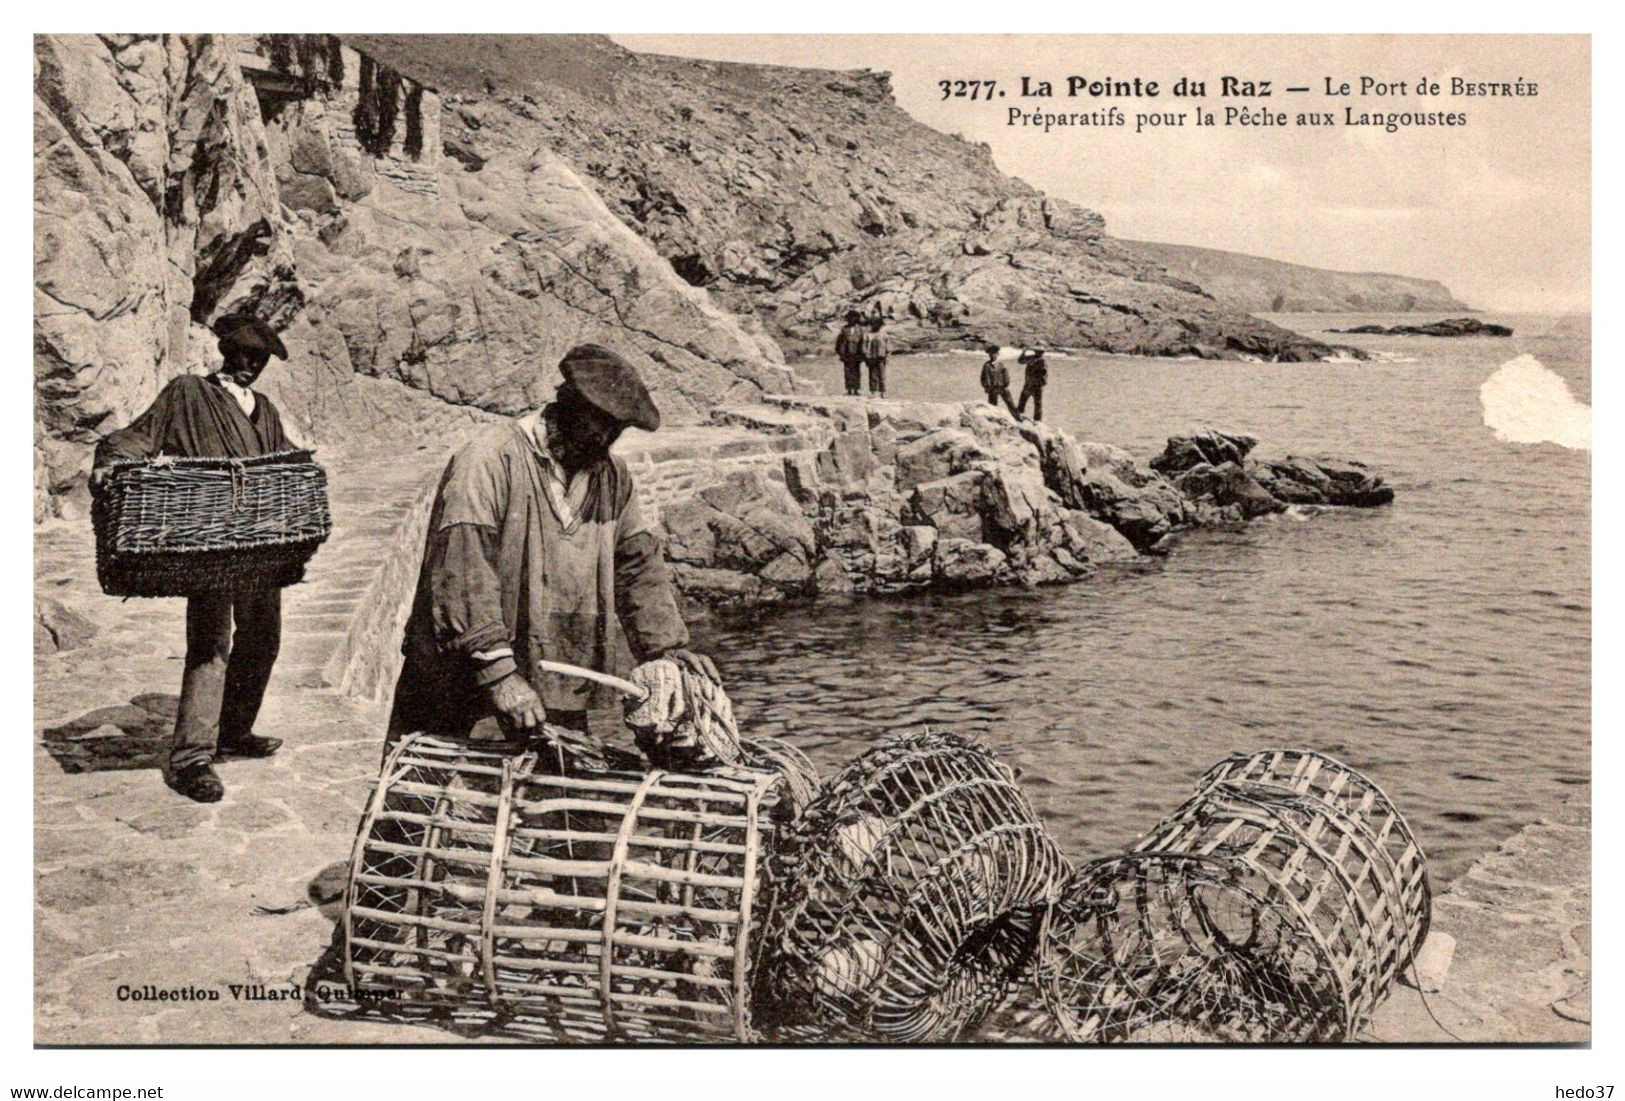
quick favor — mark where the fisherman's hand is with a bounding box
[487,672,545,731]
[660,648,721,685]
[88,466,111,494]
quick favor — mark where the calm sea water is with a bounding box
[691,312,1590,882]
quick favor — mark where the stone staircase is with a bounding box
[275,444,452,696]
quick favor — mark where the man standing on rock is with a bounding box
[862,314,890,399]
[91,317,294,804]
[386,344,721,758]
[1016,347,1049,422]
[979,343,1015,415]
[835,310,867,397]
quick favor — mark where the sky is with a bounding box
[616,35,1590,312]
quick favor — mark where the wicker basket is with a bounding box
[342,732,803,1042]
[92,449,331,598]
[1039,750,1430,1043]
[753,731,1071,1043]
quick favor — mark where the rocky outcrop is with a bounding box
[649,404,1391,606]
[347,35,1343,363]
[1124,239,1471,315]
[1149,428,1395,519]
[34,34,298,514]
[1328,318,1512,338]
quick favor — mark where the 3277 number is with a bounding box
[938,79,999,101]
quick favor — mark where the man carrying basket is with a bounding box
[92,317,295,803]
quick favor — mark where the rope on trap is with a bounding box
[1037,749,1431,1043]
[751,730,1071,1043]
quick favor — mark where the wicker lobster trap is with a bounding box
[341,731,813,1042]
[753,731,1071,1043]
[1038,750,1430,1043]
[92,449,331,597]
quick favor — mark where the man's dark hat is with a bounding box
[214,316,287,361]
[845,309,862,322]
[559,344,661,432]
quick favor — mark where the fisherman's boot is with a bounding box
[217,733,284,759]
[167,761,225,803]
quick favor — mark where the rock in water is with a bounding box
[1327,318,1512,338]
[653,403,1393,605]
[1150,429,1261,476]
[1174,462,1284,520]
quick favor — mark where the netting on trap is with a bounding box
[341,732,806,1042]
[1039,750,1430,1043]
[753,731,1071,1043]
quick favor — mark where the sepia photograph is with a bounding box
[27,29,1592,1062]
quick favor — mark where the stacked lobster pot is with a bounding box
[342,730,818,1042]
[752,731,1072,1042]
[1038,749,1431,1042]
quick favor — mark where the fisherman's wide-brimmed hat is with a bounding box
[845,309,863,322]
[1018,347,1046,362]
[215,315,287,361]
[559,344,661,432]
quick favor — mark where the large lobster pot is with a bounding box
[1196,748,1431,946]
[1039,750,1430,1043]
[753,731,1071,1043]
[342,733,797,1042]
[92,450,331,598]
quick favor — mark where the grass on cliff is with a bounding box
[343,34,624,101]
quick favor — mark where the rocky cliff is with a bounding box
[34,35,298,519]
[1124,239,1472,315]
[34,33,796,518]
[34,33,1376,527]
[347,35,1341,362]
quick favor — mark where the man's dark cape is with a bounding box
[95,374,290,465]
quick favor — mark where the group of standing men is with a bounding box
[834,310,1049,421]
[980,343,1049,422]
[834,310,889,398]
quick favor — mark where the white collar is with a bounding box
[212,372,256,416]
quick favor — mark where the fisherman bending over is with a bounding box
[387,344,720,758]
[92,317,294,803]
